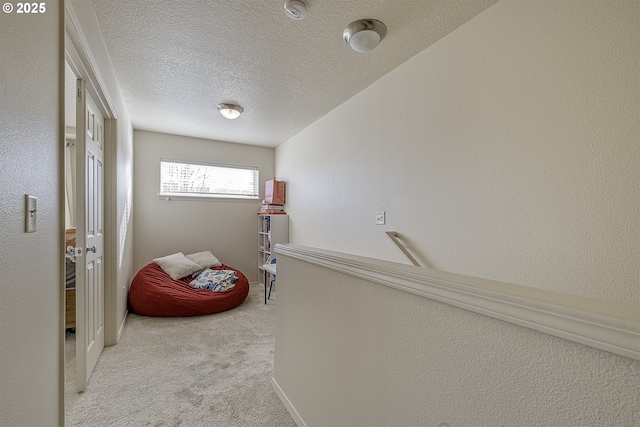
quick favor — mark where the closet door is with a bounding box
[75,79,105,392]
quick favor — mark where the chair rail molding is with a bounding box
[275,244,640,361]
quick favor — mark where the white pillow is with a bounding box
[186,250,222,276]
[154,252,202,280]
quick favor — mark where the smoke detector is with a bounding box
[284,0,307,20]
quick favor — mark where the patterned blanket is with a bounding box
[189,269,237,292]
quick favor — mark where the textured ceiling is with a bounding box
[91,0,498,147]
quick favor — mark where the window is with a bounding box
[160,159,259,200]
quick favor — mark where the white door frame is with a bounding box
[64,2,119,347]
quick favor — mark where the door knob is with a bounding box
[87,245,97,253]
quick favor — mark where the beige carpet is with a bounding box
[65,284,295,426]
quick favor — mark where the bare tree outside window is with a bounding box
[160,159,259,199]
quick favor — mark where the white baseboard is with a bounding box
[116,309,128,343]
[271,377,306,427]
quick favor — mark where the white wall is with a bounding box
[133,130,275,281]
[274,252,640,426]
[275,0,639,305]
[0,3,63,425]
[69,0,136,341]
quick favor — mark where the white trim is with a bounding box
[275,244,640,361]
[158,194,259,203]
[65,126,76,141]
[64,2,117,120]
[103,118,119,345]
[271,378,307,427]
[65,0,120,347]
[117,309,128,343]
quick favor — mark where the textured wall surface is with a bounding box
[132,130,275,281]
[275,0,640,305]
[274,254,640,427]
[0,4,63,425]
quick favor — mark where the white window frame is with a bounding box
[159,158,259,201]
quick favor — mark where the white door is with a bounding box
[75,79,105,392]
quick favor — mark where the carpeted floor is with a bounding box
[65,284,295,426]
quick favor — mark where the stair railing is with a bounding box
[385,231,421,267]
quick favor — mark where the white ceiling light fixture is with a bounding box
[217,103,244,120]
[284,0,307,20]
[343,19,387,53]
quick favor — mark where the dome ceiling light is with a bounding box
[284,0,307,20]
[217,103,244,120]
[343,19,387,53]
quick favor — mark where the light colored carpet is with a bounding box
[65,284,295,426]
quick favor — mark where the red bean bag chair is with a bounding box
[129,262,249,317]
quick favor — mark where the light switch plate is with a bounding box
[25,195,37,233]
[375,211,385,225]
